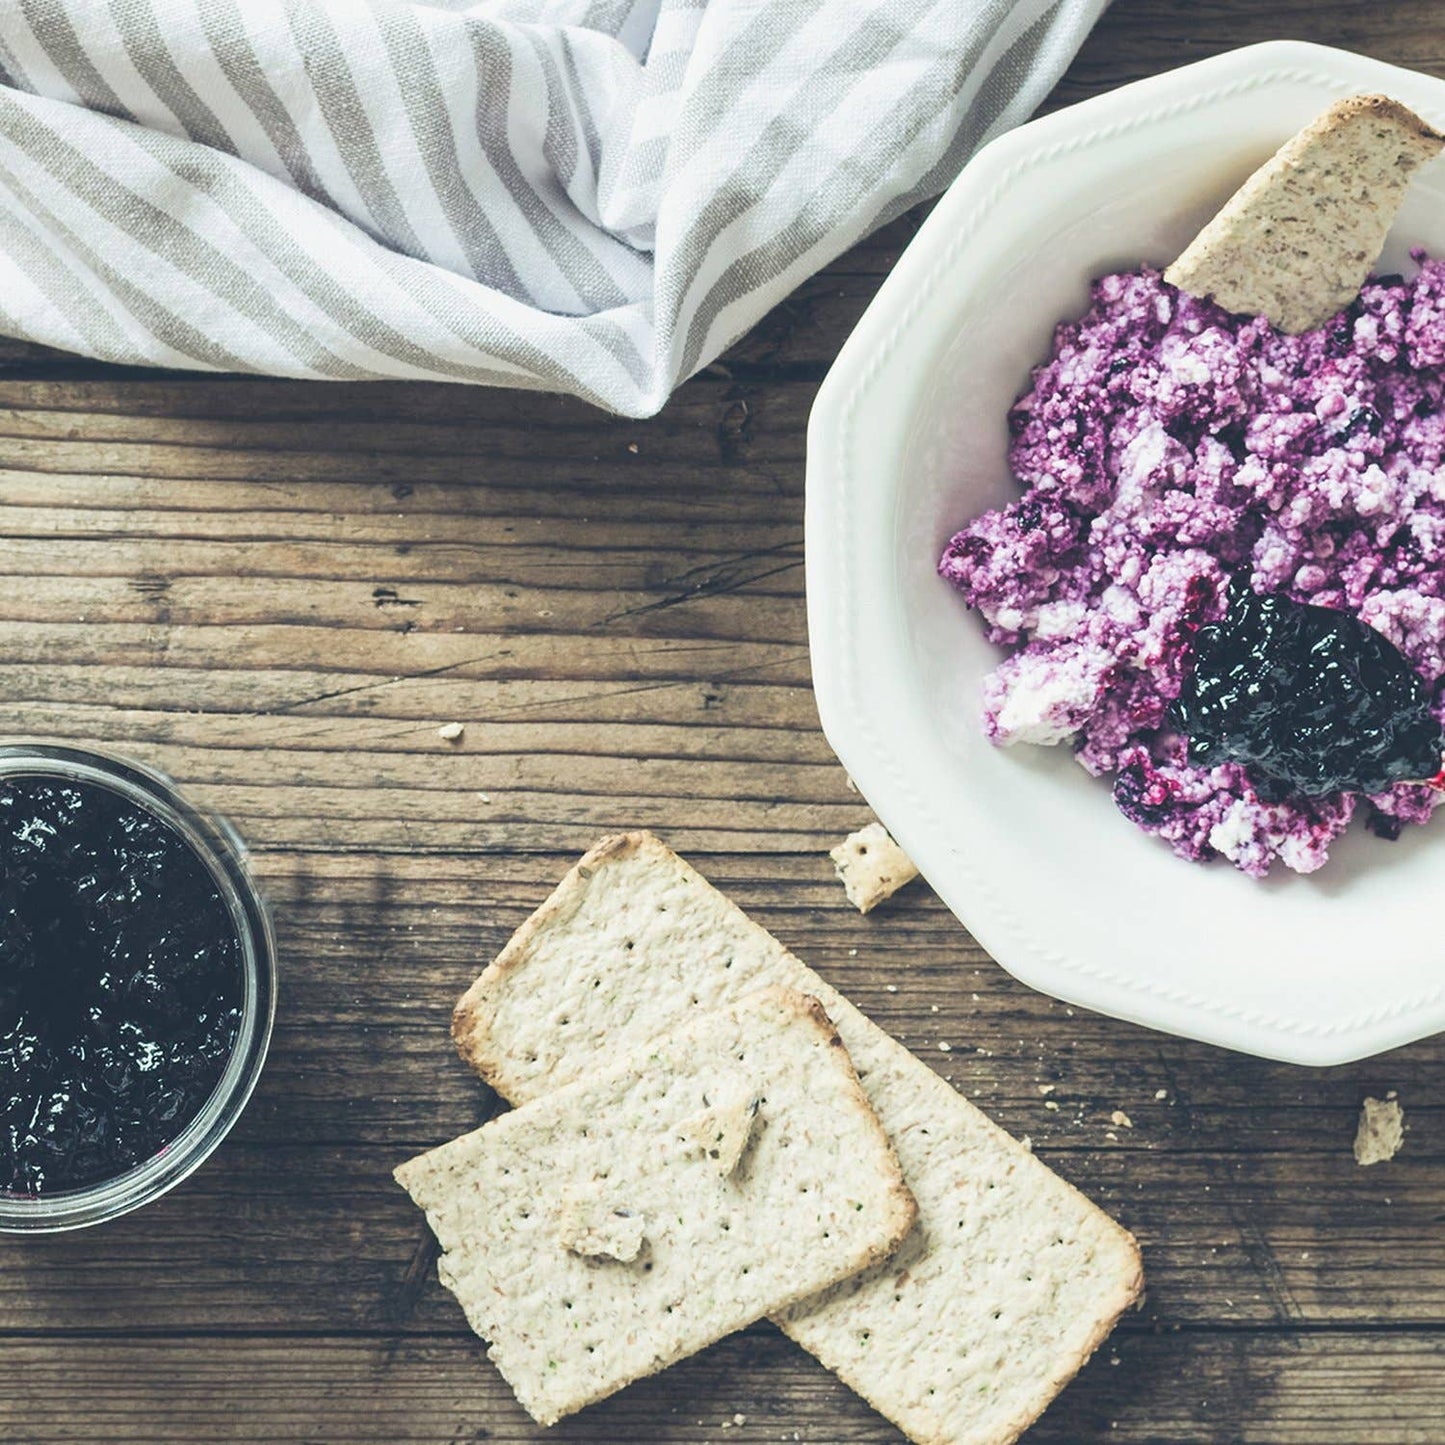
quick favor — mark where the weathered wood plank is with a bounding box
[1,1330,1443,1445]
[1053,0,1445,112]
[0,636,814,692]
[0,379,808,488]
[5,1139,1441,1331]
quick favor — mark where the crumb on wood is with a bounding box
[437,722,464,741]
[829,821,920,913]
[1354,1095,1405,1166]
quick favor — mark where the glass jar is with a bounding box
[0,742,277,1232]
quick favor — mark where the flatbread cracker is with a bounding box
[398,985,915,1428]
[454,832,1143,1445]
[1165,94,1444,333]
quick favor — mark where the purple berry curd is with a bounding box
[938,257,1445,877]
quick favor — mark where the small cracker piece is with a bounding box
[1165,94,1444,334]
[678,1066,761,1177]
[454,832,1143,1445]
[397,985,916,1428]
[1353,1095,1405,1166]
[831,821,920,913]
[555,1184,646,1262]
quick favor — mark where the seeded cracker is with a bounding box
[453,833,1143,1445]
[1165,94,1443,334]
[396,986,915,1428]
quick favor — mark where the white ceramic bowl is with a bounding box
[806,41,1445,1066]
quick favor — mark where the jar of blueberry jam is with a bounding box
[0,744,276,1231]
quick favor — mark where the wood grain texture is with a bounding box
[3,1332,1445,1445]
[3,2,1444,1441]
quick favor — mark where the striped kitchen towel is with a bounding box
[0,0,1107,417]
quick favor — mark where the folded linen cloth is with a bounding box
[0,0,1107,416]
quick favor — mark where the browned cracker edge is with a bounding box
[452,830,653,1097]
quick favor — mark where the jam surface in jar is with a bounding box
[0,775,243,1196]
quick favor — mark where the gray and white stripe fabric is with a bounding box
[0,0,1108,416]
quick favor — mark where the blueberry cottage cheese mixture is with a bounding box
[938,257,1445,877]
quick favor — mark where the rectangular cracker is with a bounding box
[1165,93,1444,334]
[397,985,916,1428]
[453,833,1143,1445]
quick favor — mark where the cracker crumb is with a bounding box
[437,722,464,741]
[1354,1096,1405,1166]
[1039,1084,1055,1096]
[1044,1100,1060,1112]
[627,442,640,454]
[829,822,920,913]
[733,1415,747,1427]
[477,792,492,804]
[937,1042,952,1053]
[1154,1089,1168,1101]
[1110,1110,1133,1129]
[555,1191,646,1262]
[885,984,898,993]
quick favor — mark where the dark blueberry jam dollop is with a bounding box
[1,777,243,1196]
[1171,581,1445,801]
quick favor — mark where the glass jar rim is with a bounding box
[0,741,277,1233]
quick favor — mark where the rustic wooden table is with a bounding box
[3,2,1444,1440]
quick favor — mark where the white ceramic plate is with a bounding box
[806,41,1445,1066]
